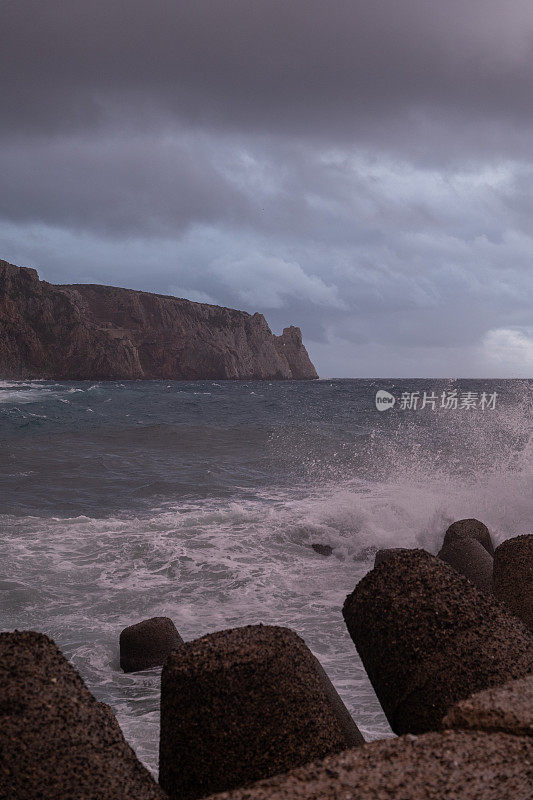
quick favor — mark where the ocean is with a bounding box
[0,377,531,774]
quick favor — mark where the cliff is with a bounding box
[0,261,318,381]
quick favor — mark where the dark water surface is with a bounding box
[1,378,531,772]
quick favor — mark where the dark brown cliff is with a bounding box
[275,326,318,380]
[0,261,318,381]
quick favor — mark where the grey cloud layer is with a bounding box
[4,1,533,143]
[1,1,532,375]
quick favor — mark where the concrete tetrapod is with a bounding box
[441,518,494,555]
[120,616,184,672]
[159,624,364,800]
[493,534,533,631]
[205,730,532,800]
[443,674,533,736]
[342,549,533,734]
[0,631,165,800]
[374,548,411,568]
[437,536,493,594]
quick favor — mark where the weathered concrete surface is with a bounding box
[120,616,184,672]
[493,534,533,631]
[442,518,494,555]
[443,674,533,736]
[206,730,533,800]
[0,260,317,380]
[342,549,533,734]
[0,630,165,800]
[159,624,364,800]
[374,547,411,568]
[437,536,493,594]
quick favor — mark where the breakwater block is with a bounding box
[443,674,533,736]
[204,729,533,800]
[0,630,165,800]
[493,534,533,631]
[159,624,364,800]
[437,536,493,594]
[120,616,184,672]
[442,518,494,555]
[342,549,533,734]
[374,547,411,567]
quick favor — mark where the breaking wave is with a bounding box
[0,378,531,773]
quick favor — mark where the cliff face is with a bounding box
[275,326,319,380]
[0,261,318,380]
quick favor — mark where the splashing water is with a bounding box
[0,378,531,773]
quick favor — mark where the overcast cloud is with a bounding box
[2,0,533,376]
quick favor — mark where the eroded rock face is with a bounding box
[274,326,318,380]
[0,261,318,380]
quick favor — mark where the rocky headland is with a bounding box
[0,260,318,381]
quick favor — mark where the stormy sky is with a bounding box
[2,1,533,377]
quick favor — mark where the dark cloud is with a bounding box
[0,132,251,234]
[3,1,533,147]
[1,1,532,376]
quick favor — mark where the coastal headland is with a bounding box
[0,260,318,381]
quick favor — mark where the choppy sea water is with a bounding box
[0,378,531,774]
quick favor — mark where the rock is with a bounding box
[311,543,333,556]
[437,536,493,593]
[374,547,411,567]
[0,260,317,380]
[96,700,124,729]
[0,630,165,800]
[120,616,184,672]
[274,326,318,379]
[443,674,533,736]
[493,534,533,631]
[353,545,378,562]
[159,624,364,800]
[342,549,533,735]
[205,729,533,800]
[442,518,494,555]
